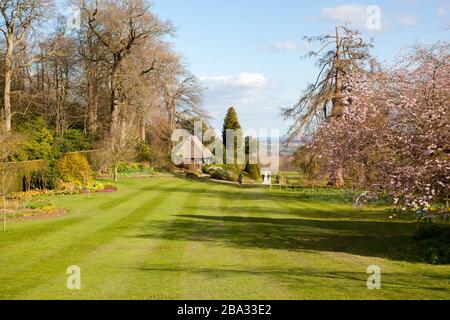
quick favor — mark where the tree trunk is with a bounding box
[140,116,146,143]
[334,168,345,189]
[328,168,345,189]
[87,77,99,136]
[332,27,344,118]
[109,60,121,141]
[55,61,62,136]
[113,164,119,182]
[329,27,345,188]
[3,36,14,133]
[61,65,70,135]
[3,195,6,233]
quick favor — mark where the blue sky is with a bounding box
[152,0,449,135]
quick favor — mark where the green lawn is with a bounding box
[1,176,449,300]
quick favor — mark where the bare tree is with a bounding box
[40,27,79,135]
[81,0,173,140]
[99,122,140,182]
[167,74,205,129]
[0,0,50,132]
[76,12,110,137]
[154,52,205,131]
[282,26,376,188]
[283,26,375,136]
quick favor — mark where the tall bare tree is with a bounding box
[96,120,140,182]
[41,28,79,135]
[76,11,109,137]
[152,50,205,131]
[0,0,50,132]
[283,26,375,135]
[81,0,173,140]
[283,26,376,187]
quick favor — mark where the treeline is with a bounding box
[0,0,207,166]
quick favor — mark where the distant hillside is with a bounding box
[258,136,303,156]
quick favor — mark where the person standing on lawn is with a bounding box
[238,174,243,187]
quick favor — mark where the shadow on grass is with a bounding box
[185,205,393,221]
[136,214,424,263]
[144,183,360,205]
[134,179,427,263]
[123,265,449,293]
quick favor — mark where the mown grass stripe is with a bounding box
[116,181,209,299]
[0,179,186,299]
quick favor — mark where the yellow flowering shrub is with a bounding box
[56,153,92,186]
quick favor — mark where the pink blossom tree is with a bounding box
[311,42,449,221]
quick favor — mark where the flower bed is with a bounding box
[6,208,68,221]
[96,189,117,193]
[8,182,118,200]
[2,199,68,221]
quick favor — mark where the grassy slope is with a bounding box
[0,177,448,300]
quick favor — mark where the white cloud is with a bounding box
[321,4,368,26]
[437,8,446,17]
[257,41,310,53]
[201,73,269,106]
[199,73,285,133]
[201,73,268,91]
